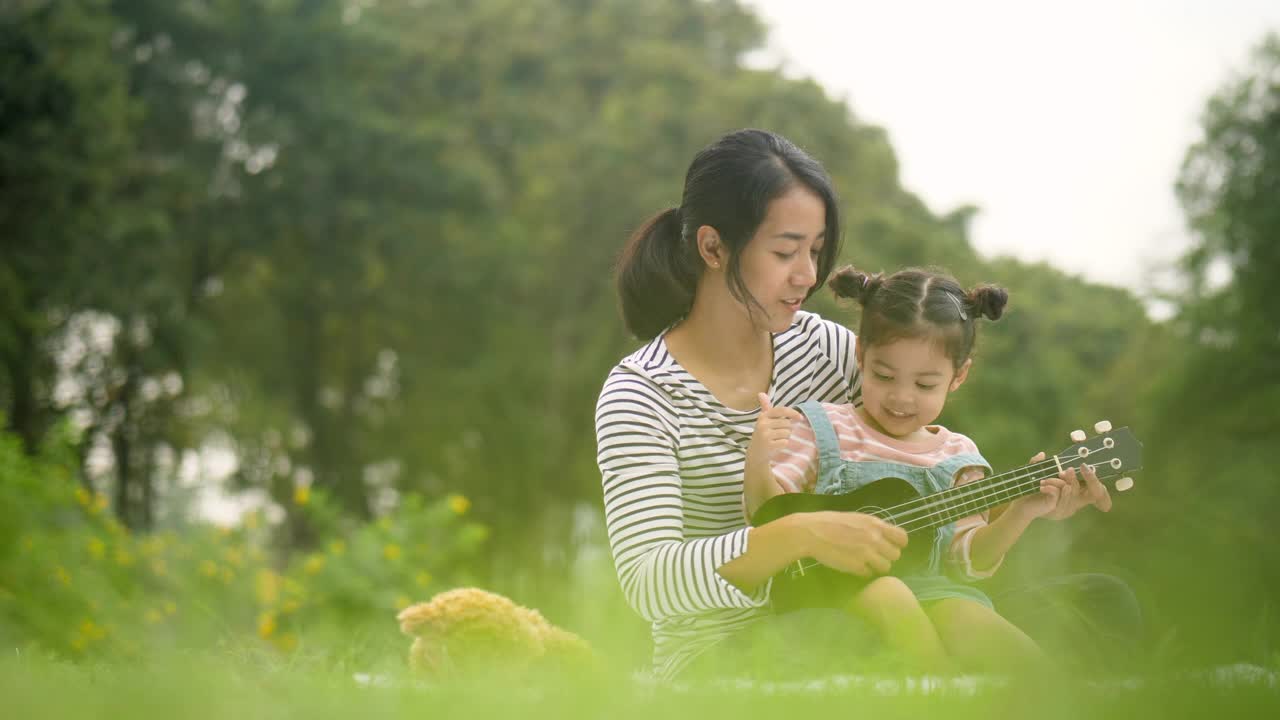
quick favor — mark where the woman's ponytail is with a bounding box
[616,207,699,340]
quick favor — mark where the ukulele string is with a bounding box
[783,450,1121,576]
[786,467,1071,576]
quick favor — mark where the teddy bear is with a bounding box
[395,587,596,679]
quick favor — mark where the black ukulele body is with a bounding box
[749,477,935,613]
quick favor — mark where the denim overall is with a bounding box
[797,400,995,609]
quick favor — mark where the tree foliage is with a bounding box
[3,1,1275,662]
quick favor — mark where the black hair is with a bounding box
[829,266,1008,370]
[616,129,841,340]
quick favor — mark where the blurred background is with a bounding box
[2,0,1278,674]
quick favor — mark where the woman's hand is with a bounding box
[1011,451,1113,521]
[798,511,909,576]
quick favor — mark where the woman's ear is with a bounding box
[695,225,724,270]
[949,358,972,392]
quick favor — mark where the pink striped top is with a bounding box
[770,402,1004,578]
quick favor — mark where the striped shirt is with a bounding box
[770,403,1003,579]
[595,311,860,679]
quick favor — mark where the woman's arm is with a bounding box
[598,368,907,613]
[719,511,909,593]
[597,369,774,620]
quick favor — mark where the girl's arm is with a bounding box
[964,501,1038,573]
[743,395,801,518]
[955,459,1087,574]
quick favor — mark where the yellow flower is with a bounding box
[75,487,91,507]
[79,619,106,641]
[293,485,310,506]
[282,577,306,599]
[224,547,244,567]
[377,517,393,532]
[145,609,164,625]
[54,566,71,587]
[258,611,277,639]
[255,569,281,606]
[199,560,219,578]
[90,492,108,515]
[448,494,470,515]
[328,539,346,556]
[303,554,325,575]
[219,566,235,584]
[394,595,411,610]
[141,536,166,556]
[274,632,298,653]
[20,536,33,553]
[87,537,106,559]
[382,544,401,561]
[115,549,134,567]
[244,511,260,530]
[415,571,432,588]
[150,559,168,577]
[281,599,301,614]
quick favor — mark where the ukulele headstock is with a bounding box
[1057,420,1143,491]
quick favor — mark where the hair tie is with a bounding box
[862,275,870,289]
[947,293,968,321]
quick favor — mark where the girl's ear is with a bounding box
[949,358,972,392]
[695,225,724,270]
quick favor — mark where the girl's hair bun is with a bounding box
[830,265,882,306]
[967,284,1009,321]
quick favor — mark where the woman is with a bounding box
[594,128,1138,681]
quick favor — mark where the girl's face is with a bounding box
[734,186,827,333]
[855,335,970,440]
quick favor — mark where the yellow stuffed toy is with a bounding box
[396,587,595,678]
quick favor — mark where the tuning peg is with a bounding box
[1094,420,1112,433]
[1070,429,1086,442]
[1115,477,1134,492]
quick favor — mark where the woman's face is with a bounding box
[735,186,827,333]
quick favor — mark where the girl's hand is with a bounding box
[1011,451,1114,521]
[746,393,803,470]
[799,511,909,577]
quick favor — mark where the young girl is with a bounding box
[744,265,1079,673]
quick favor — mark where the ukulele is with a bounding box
[750,421,1142,613]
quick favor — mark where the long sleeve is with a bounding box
[596,368,769,622]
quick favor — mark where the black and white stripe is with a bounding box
[595,311,860,679]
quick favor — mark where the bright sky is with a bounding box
[743,0,1280,309]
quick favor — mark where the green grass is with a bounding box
[3,647,1277,720]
